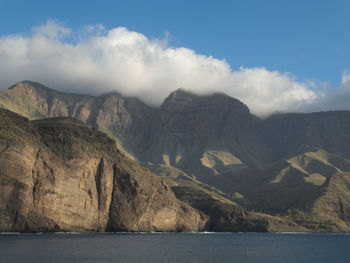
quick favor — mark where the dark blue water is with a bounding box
[0,233,350,263]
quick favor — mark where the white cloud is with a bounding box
[32,20,71,39]
[0,20,326,116]
[305,71,350,112]
[340,71,350,87]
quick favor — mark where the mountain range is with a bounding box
[1,81,350,232]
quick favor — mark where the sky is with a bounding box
[0,0,349,116]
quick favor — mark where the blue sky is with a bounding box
[1,0,348,86]
[0,0,349,115]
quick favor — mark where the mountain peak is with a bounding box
[9,81,52,92]
[164,88,199,103]
[166,88,231,101]
[161,88,250,114]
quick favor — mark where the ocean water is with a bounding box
[0,233,350,263]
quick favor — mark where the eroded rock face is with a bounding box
[0,108,303,233]
[0,108,207,232]
[4,81,350,232]
[107,165,205,232]
[171,186,306,233]
[0,82,266,178]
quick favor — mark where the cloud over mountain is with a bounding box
[0,20,336,116]
[304,71,350,113]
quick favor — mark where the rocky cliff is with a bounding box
[0,81,267,177]
[4,81,350,181]
[2,81,350,232]
[0,107,299,232]
[0,108,207,232]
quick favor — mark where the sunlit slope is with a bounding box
[210,149,350,231]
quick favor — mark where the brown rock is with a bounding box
[0,108,207,232]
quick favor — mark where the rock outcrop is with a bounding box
[171,185,305,232]
[0,108,308,232]
[0,108,207,232]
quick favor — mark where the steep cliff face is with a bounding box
[3,81,350,232]
[0,108,207,232]
[0,81,156,160]
[263,111,350,161]
[3,81,350,174]
[0,108,308,232]
[0,81,95,120]
[0,82,268,181]
[152,89,266,180]
[107,164,205,232]
[171,185,305,232]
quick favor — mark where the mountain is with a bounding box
[2,81,350,232]
[0,107,206,232]
[0,107,301,232]
[3,81,350,175]
[205,149,350,232]
[0,81,267,178]
[263,111,350,161]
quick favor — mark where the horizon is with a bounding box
[0,1,349,116]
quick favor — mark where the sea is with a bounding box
[0,232,349,263]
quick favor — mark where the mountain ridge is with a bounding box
[2,81,350,232]
[0,107,304,232]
